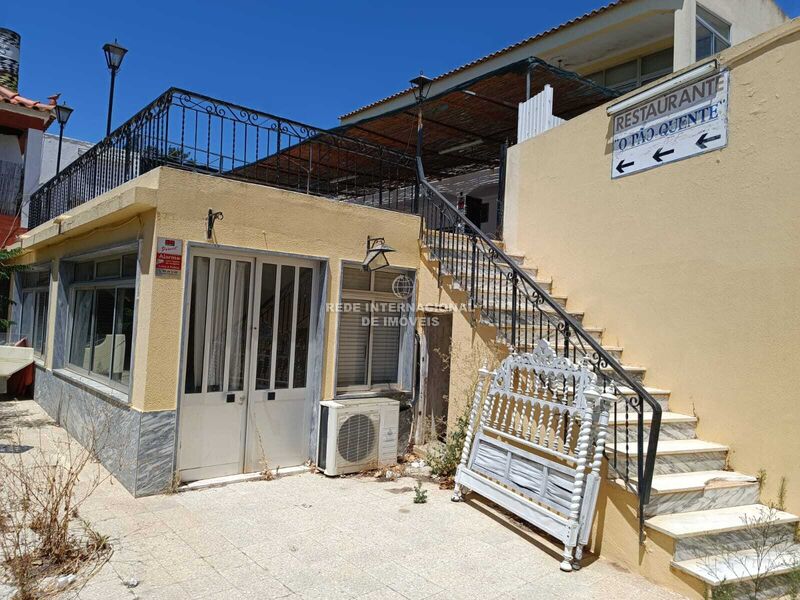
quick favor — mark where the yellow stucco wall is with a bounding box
[140,168,421,412]
[11,173,160,386]
[416,253,503,430]
[15,168,421,413]
[504,20,800,518]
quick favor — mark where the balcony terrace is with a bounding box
[28,89,419,229]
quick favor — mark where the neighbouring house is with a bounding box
[5,2,800,599]
[0,27,57,245]
[0,28,93,242]
[335,0,787,237]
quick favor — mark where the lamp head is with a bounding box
[54,102,74,126]
[362,236,395,272]
[103,40,128,71]
[410,73,433,103]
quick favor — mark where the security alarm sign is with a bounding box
[155,238,183,276]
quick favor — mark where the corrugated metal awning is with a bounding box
[331,58,619,178]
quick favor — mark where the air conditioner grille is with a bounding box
[337,413,376,464]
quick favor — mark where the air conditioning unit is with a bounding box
[318,397,399,476]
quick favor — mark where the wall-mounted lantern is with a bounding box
[362,236,395,272]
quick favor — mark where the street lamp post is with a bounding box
[102,40,128,136]
[409,73,432,212]
[53,102,74,174]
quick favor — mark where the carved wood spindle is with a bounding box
[533,382,546,445]
[453,364,492,502]
[499,393,512,432]
[591,390,612,476]
[573,386,612,569]
[521,399,533,440]
[561,404,594,571]
[553,406,565,451]
[545,400,559,448]
[563,410,576,455]
[482,379,496,431]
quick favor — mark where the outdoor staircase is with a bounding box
[419,230,800,599]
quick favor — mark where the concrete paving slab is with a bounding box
[0,399,687,600]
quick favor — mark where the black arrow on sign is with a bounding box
[696,132,721,149]
[652,147,675,163]
[616,159,634,174]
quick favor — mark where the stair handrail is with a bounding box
[416,157,662,542]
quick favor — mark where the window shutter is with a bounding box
[336,300,370,387]
[370,304,401,385]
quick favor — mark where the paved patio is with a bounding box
[0,400,685,599]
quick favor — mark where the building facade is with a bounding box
[5,3,800,598]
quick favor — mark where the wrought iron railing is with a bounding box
[29,88,417,228]
[417,157,661,542]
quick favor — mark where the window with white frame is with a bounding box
[336,266,412,391]
[696,5,730,60]
[67,253,137,390]
[19,269,50,357]
[585,47,674,93]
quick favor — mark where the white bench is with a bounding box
[453,339,612,571]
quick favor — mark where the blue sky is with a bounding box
[2,1,798,143]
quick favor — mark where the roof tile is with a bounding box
[0,85,58,113]
[340,0,629,120]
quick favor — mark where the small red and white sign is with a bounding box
[156,237,183,276]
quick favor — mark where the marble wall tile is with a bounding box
[674,522,797,561]
[33,367,177,497]
[135,411,177,496]
[645,484,760,517]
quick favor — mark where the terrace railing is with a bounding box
[29,88,418,228]
[417,157,661,543]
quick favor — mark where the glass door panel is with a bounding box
[255,263,277,390]
[228,261,251,392]
[179,253,254,482]
[246,258,316,472]
[292,267,313,388]
[274,265,296,389]
[207,259,231,393]
[185,256,210,394]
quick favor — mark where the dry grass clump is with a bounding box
[0,425,113,599]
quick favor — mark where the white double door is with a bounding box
[178,250,317,482]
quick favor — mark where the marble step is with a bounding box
[608,439,729,476]
[432,260,540,284]
[647,504,798,540]
[672,544,800,598]
[450,274,554,294]
[674,520,798,563]
[599,364,647,384]
[608,411,697,442]
[513,341,623,361]
[642,470,759,517]
[434,259,539,280]
[474,293,569,309]
[615,385,672,412]
[421,231,507,251]
[513,324,605,344]
[428,246,526,265]
[421,243,532,268]
[480,305,585,324]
